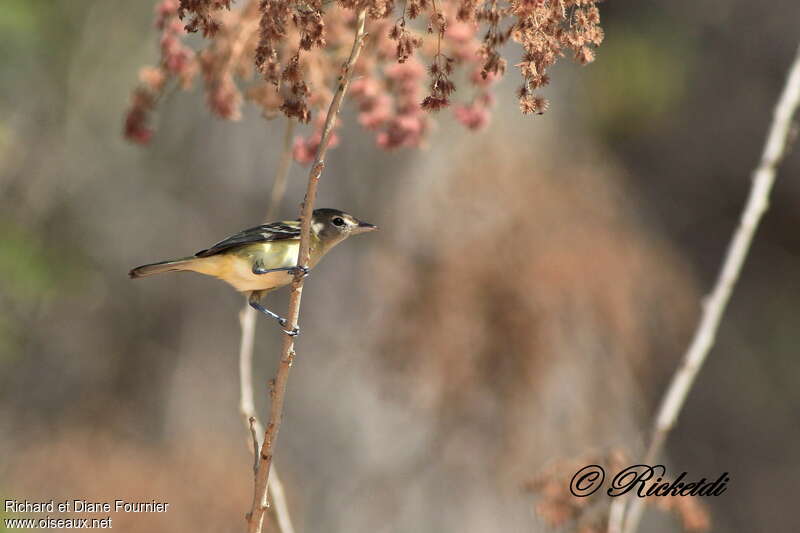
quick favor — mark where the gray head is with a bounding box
[311,208,377,246]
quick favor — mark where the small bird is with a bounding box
[129,208,377,335]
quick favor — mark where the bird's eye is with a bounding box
[332,217,346,227]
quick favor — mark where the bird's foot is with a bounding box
[290,265,310,279]
[277,317,299,336]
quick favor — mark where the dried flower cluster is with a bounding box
[125,0,198,142]
[125,0,603,161]
[524,451,711,533]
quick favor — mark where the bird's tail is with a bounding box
[128,257,197,279]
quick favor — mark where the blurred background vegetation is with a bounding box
[1,1,799,532]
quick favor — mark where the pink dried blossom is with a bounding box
[126,0,604,150]
[453,102,489,130]
[292,123,340,164]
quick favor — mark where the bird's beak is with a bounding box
[353,220,378,234]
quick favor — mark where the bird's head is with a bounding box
[311,208,377,247]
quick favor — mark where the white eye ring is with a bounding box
[332,217,346,227]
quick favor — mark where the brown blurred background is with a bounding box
[1,1,799,532]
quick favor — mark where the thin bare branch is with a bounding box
[246,9,370,533]
[239,117,298,533]
[607,492,626,533]
[616,43,800,533]
[239,305,259,431]
[266,119,297,221]
[240,307,295,533]
[248,416,260,473]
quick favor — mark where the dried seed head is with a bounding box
[126,0,604,151]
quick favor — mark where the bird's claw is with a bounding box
[283,327,300,337]
[290,265,310,278]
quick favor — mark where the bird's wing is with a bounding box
[195,221,301,257]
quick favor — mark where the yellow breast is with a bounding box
[189,241,300,292]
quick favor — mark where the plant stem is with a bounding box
[246,9,369,533]
[616,42,800,533]
[239,117,297,533]
[266,119,297,221]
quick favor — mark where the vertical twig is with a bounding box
[239,118,297,533]
[606,493,626,533]
[266,119,297,221]
[614,43,800,533]
[239,305,260,431]
[246,9,369,533]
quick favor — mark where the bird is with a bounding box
[129,208,377,335]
